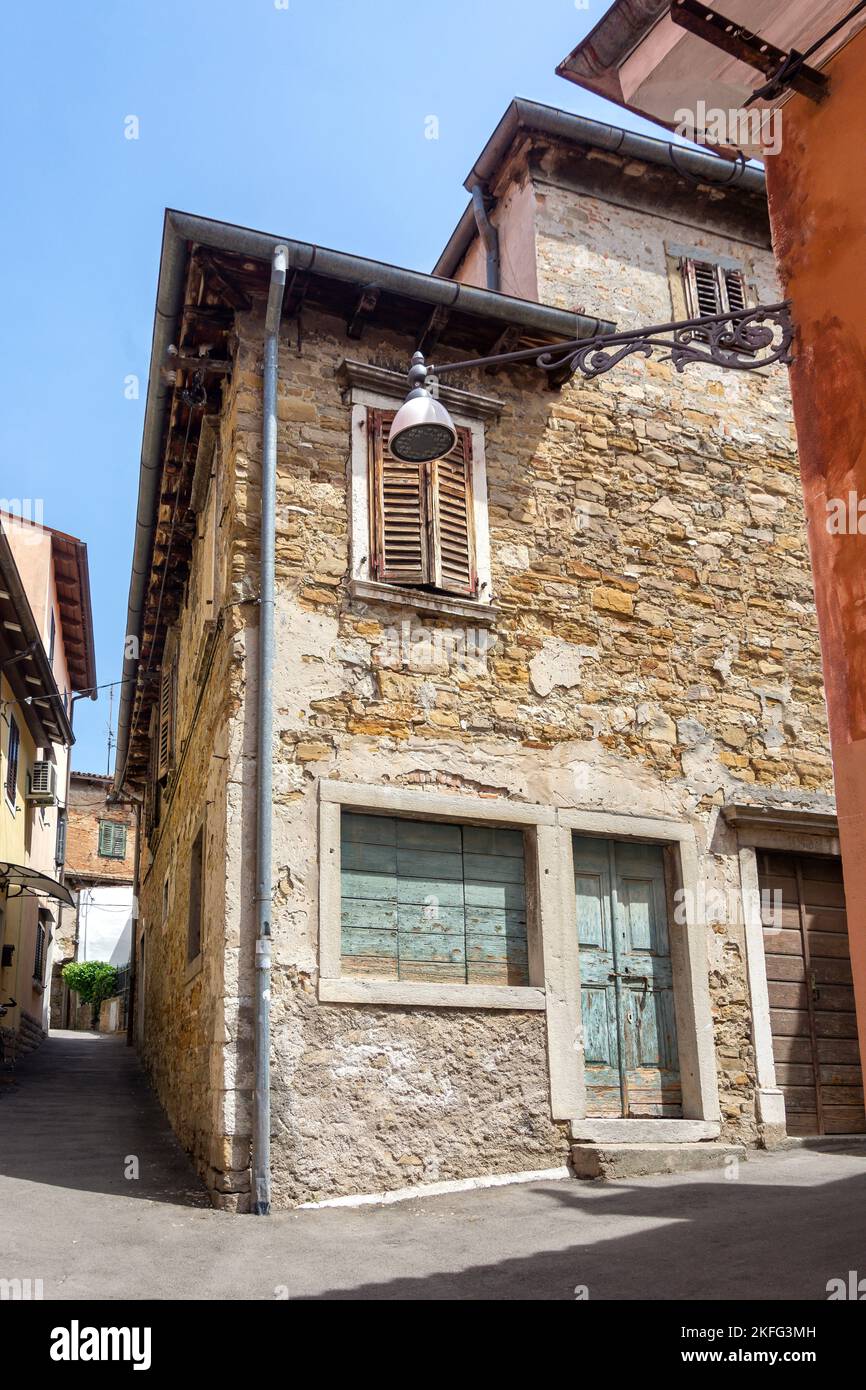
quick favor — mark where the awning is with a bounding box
[0,862,75,908]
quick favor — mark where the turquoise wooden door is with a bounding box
[573,835,682,1117]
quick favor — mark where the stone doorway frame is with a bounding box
[723,803,841,1142]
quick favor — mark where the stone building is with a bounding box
[113,102,862,1210]
[51,771,137,1029]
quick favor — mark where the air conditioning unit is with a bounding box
[27,761,58,805]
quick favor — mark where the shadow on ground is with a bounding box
[294,1162,866,1300]
[0,1030,207,1206]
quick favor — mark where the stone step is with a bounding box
[571,1118,720,1144]
[571,1141,746,1180]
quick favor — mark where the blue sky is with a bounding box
[1,0,674,773]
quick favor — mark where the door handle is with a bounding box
[810,970,820,1002]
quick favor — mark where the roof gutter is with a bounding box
[113,210,614,793]
[435,98,765,278]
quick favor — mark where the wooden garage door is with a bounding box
[759,852,865,1136]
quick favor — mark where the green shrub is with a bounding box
[62,960,118,1008]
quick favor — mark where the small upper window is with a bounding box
[98,820,127,859]
[680,258,750,328]
[367,408,478,598]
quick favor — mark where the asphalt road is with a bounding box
[2,1030,865,1300]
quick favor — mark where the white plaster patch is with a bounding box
[529,638,596,698]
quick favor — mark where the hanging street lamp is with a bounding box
[388,301,794,464]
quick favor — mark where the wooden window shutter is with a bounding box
[368,409,477,598]
[723,267,747,313]
[429,426,477,596]
[157,659,175,781]
[682,259,750,320]
[368,409,428,586]
[681,258,722,320]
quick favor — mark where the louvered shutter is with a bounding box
[723,268,747,312]
[368,409,477,597]
[157,661,174,780]
[429,426,477,596]
[682,258,722,319]
[368,409,428,585]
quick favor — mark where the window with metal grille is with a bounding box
[5,716,20,805]
[98,819,127,859]
[367,408,478,597]
[340,811,528,985]
[680,258,750,339]
[33,914,48,983]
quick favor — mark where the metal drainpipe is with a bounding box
[470,184,500,292]
[252,243,288,1216]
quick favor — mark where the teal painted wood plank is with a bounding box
[462,825,525,858]
[398,934,466,964]
[462,852,525,884]
[467,960,530,986]
[464,905,527,938]
[341,900,399,931]
[340,869,397,902]
[464,879,526,911]
[466,936,528,964]
[341,840,397,874]
[400,961,467,983]
[341,812,397,846]
[397,903,465,935]
[341,927,398,958]
[397,876,465,907]
[343,956,400,981]
[396,847,464,881]
[396,819,463,852]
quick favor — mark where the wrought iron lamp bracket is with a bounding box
[423,301,794,387]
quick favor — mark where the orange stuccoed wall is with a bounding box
[764,33,866,1085]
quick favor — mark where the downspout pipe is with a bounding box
[470,184,500,292]
[252,243,287,1216]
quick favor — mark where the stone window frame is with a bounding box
[317,782,721,1127]
[338,360,502,626]
[723,804,842,1140]
[665,240,756,324]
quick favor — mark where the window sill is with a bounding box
[349,579,498,626]
[318,977,545,1011]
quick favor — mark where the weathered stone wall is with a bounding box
[134,437,242,1204]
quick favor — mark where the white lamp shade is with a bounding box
[387,391,458,463]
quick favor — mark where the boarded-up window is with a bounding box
[681,258,750,327]
[98,820,127,859]
[187,826,204,963]
[340,811,528,985]
[367,409,477,597]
